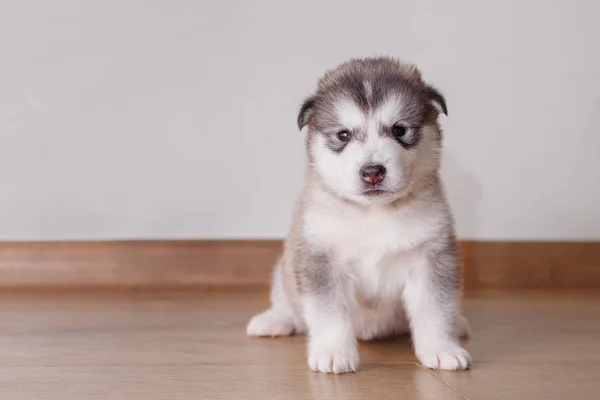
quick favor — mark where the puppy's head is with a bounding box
[299,57,447,205]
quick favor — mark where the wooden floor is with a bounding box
[1,290,599,399]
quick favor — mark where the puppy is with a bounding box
[247,57,471,373]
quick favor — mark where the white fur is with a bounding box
[303,295,358,373]
[403,256,471,370]
[303,188,448,262]
[301,190,470,371]
[312,134,364,201]
[374,95,403,124]
[336,99,365,128]
[247,90,470,373]
[246,260,306,337]
[363,80,373,99]
[430,99,445,115]
[313,97,414,206]
[302,186,443,306]
[248,191,470,372]
[354,300,409,341]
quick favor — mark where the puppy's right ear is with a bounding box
[297,96,316,130]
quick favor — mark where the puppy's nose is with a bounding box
[360,164,386,184]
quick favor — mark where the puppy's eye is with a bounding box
[337,130,351,142]
[392,125,407,139]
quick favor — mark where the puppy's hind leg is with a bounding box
[456,314,471,338]
[246,260,305,337]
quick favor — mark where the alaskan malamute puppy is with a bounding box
[247,57,471,374]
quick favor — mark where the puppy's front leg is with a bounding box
[403,239,471,370]
[298,252,358,374]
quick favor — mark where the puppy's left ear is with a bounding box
[426,86,448,116]
[297,96,316,130]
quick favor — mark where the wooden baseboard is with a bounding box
[0,241,281,290]
[461,241,600,290]
[0,240,599,290]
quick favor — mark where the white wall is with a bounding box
[1,0,599,241]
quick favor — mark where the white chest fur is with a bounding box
[302,194,449,299]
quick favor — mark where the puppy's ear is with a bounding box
[297,96,316,130]
[426,86,448,116]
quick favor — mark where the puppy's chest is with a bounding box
[303,205,439,259]
[303,204,438,299]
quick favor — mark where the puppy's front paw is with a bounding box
[417,342,471,370]
[308,336,359,374]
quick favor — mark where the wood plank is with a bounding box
[430,362,600,400]
[0,291,462,400]
[0,240,599,289]
[2,291,600,399]
[0,365,464,400]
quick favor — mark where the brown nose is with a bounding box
[360,164,386,184]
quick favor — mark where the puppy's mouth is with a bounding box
[362,188,390,197]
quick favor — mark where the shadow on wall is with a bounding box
[442,152,483,239]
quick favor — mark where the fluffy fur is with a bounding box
[246,57,471,373]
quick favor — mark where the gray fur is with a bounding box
[298,57,446,134]
[294,248,334,295]
[248,56,470,373]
